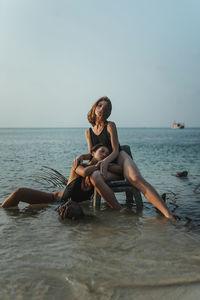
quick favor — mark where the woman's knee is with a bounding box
[130,174,143,186]
[117,151,134,169]
[133,176,149,193]
[117,150,127,165]
[90,171,103,186]
[1,187,26,208]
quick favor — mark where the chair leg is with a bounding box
[132,187,143,210]
[125,191,133,204]
[93,188,101,208]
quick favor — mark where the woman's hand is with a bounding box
[96,159,109,179]
[72,155,83,170]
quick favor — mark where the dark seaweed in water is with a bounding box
[176,171,188,177]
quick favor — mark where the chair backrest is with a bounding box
[120,145,133,158]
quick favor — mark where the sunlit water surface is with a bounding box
[0,128,200,299]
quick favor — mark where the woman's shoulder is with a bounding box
[85,128,91,137]
[106,121,117,131]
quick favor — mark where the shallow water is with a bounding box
[0,128,200,299]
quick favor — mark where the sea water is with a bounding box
[0,127,200,299]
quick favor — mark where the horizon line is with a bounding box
[0,126,200,129]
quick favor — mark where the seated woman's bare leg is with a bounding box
[90,171,122,210]
[104,172,122,182]
[1,188,62,208]
[117,151,174,219]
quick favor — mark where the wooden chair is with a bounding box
[92,145,143,210]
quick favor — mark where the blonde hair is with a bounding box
[87,96,112,126]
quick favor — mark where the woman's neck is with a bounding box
[94,118,105,129]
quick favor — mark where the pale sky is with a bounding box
[1,0,200,127]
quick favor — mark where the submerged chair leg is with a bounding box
[93,189,101,208]
[132,187,143,211]
[125,190,133,203]
[93,185,143,211]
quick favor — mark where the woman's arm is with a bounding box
[72,153,92,171]
[76,153,92,162]
[103,121,120,164]
[75,164,99,178]
[85,129,93,152]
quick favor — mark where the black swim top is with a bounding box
[60,177,94,204]
[89,123,113,152]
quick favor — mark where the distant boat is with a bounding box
[172,121,185,129]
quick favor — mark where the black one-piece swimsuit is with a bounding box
[60,177,94,204]
[89,124,113,152]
